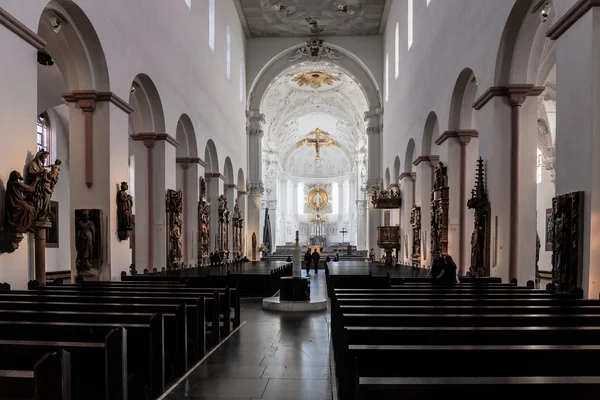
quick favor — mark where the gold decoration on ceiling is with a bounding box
[291,71,341,89]
[307,189,329,212]
[295,128,340,162]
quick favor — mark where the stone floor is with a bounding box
[166,270,332,400]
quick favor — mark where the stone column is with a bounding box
[365,108,383,252]
[551,5,600,297]
[64,91,133,281]
[130,133,178,272]
[237,190,247,257]
[356,199,368,251]
[225,184,237,259]
[247,111,265,258]
[413,156,439,267]
[400,173,416,263]
[33,220,52,286]
[176,157,201,267]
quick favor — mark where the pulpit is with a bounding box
[377,226,400,265]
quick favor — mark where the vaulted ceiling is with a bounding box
[261,61,368,179]
[235,0,390,37]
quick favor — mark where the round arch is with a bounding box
[422,111,439,156]
[224,157,234,186]
[448,68,478,130]
[494,0,555,85]
[175,114,198,158]
[129,74,166,134]
[404,139,416,173]
[384,168,391,189]
[204,139,219,174]
[393,156,401,185]
[248,42,381,112]
[38,0,109,91]
[237,168,246,192]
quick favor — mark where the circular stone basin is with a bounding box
[262,296,328,312]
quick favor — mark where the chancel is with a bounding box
[1,0,600,399]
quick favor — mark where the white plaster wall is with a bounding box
[0,0,247,285]
[536,167,555,272]
[45,105,71,272]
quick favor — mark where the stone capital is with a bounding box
[473,85,544,110]
[435,130,478,146]
[399,172,416,182]
[247,180,265,195]
[413,155,440,167]
[63,90,133,114]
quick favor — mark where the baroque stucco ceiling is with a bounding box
[237,0,388,37]
[262,61,368,179]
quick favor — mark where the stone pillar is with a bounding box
[365,108,383,252]
[413,156,439,267]
[247,111,265,259]
[33,220,52,286]
[474,86,542,283]
[356,199,368,251]
[205,174,222,252]
[400,173,416,263]
[237,190,247,257]
[130,133,178,272]
[551,6,600,297]
[64,91,133,281]
[176,157,201,267]
[225,184,237,259]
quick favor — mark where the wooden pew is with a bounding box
[0,325,126,400]
[48,282,240,331]
[0,349,71,400]
[3,289,216,348]
[27,287,224,340]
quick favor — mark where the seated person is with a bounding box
[325,256,331,262]
[240,255,250,262]
[333,252,340,262]
[285,256,292,262]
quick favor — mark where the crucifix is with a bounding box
[340,227,348,243]
[296,128,339,162]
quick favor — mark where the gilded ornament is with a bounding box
[291,71,341,89]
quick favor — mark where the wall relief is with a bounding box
[430,162,449,260]
[198,177,211,265]
[75,209,102,277]
[166,189,183,270]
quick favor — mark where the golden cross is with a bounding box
[296,128,339,162]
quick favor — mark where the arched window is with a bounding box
[37,113,51,160]
[226,25,231,81]
[408,0,414,49]
[395,22,399,79]
[208,0,215,51]
[427,0,431,6]
[184,0,191,9]
[537,148,543,184]
[385,53,389,102]
[239,60,245,102]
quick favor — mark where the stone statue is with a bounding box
[26,150,49,188]
[4,171,36,233]
[252,232,257,261]
[170,216,183,263]
[218,195,230,258]
[198,177,210,262]
[410,206,421,261]
[467,158,490,277]
[76,210,96,272]
[117,182,133,236]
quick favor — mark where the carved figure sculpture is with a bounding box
[4,171,36,233]
[431,162,449,260]
[218,195,230,259]
[552,192,584,293]
[198,177,210,263]
[166,189,183,269]
[410,206,422,262]
[117,182,133,234]
[252,232,257,261]
[76,210,95,272]
[467,158,490,277]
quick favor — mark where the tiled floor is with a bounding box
[166,270,332,400]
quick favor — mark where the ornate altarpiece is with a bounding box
[198,177,210,265]
[467,158,490,277]
[410,206,421,265]
[551,191,584,293]
[218,195,230,260]
[166,189,183,270]
[430,162,449,260]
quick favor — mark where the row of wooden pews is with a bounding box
[330,279,600,400]
[0,277,241,400]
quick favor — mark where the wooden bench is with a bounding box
[0,350,70,400]
[0,325,126,400]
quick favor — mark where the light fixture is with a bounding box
[540,2,551,22]
[51,16,62,33]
